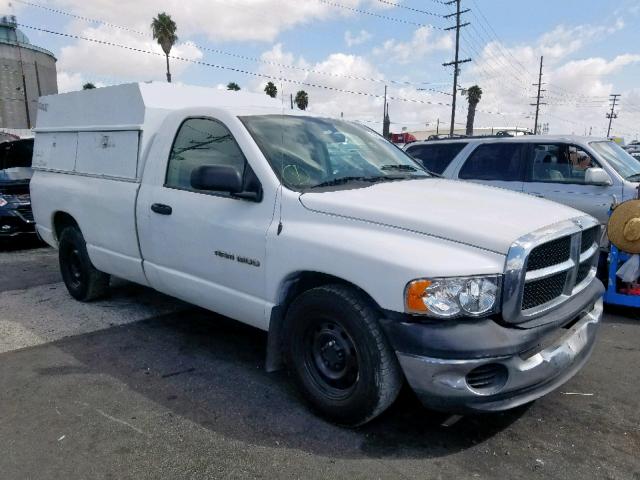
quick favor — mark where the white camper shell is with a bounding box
[33,82,281,180]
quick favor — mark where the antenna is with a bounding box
[277,69,285,235]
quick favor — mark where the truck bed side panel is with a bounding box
[30,171,148,286]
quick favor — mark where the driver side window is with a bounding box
[530,144,599,184]
[166,118,246,192]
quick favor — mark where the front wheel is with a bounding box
[285,284,403,426]
[58,226,110,301]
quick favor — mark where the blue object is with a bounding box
[603,244,640,307]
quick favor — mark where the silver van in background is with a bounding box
[405,135,640,227]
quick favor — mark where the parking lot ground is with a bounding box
[0,246,639,480]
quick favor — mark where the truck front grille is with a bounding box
[522,272,567,310]
[576,262,593,285]
[502,217,601,325]
[580,226,599,253]
[526,236,571,271]
[16,205,34,223]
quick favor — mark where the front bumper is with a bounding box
[0,206,36,237]
[384,282,603,413]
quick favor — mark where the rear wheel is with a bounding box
[285,284,403,426]
[58,226,110,301]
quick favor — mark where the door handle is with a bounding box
[151,203,172,215]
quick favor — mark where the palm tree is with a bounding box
[264,81,278,98]
[227,82,241,91]
[294,90,309,110]
[82,83,96,90]
[151,12,178,83]
[465,85,483,136]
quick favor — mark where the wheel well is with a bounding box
[52,212,79,242]
[277,271,380,316]
[266,271,382,373]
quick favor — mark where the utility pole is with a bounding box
[531,56,546,135]
[443,0,471,137]
[606,94,621,138]
[382,85,387,134]
[382,85,390,138]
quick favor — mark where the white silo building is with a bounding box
[0,14,57,129]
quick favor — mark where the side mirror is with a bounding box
[191,165,243,193]
[585,167,612,186]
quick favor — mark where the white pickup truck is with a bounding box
[31,83,604,425]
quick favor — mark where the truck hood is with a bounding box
[299,178,585,254]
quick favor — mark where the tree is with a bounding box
[264,81,277,98]
[82,83,96,90]
[227,82,241,91]
[294,90,309,110]
[151,12,178,83]
[465,85,483,136]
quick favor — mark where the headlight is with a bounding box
[0,196,8,208]
[405,276,500,318]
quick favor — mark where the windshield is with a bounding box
[240,115,428,190]
[0,139,33,182]
[589,141,640,180]
[0,167,32,182]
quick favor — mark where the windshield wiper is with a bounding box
[626,173,640,181]
[380,164,418,172]
[308,176,376,189]
[308,174,418,190]
[380,163,439,177]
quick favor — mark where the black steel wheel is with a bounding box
[285,284,403,426]
[304,319,360,399]
[58,226,110,301]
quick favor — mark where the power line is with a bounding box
[12,0,145,35]
[458,34,532,102]
[21,22,533,122]
[14,0,452,96]
[19,23,455,108]
[372,0,445,17]
[463,24,534,90]
[315,0,443,28]
[468,0,532,77]
[464,0,611,105]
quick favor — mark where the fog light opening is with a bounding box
[466,363,509,394]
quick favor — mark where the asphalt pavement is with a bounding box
[0,245,638,479]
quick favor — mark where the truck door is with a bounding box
[136,117,275,330]
[522,143,616,225]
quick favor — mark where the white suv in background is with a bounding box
[405,135,640,226]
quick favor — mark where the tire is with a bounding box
[285,284,403,426]
[58,226,110,301]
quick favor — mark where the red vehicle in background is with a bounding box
[390,132,417,145]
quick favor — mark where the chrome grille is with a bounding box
[576,262,592,285]
[580,226,599,253]
[522,272,567,310]
[527,236,571,271]
[502,217,601,325]
[16,205,34,223]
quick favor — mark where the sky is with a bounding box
[3,0,640,140]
